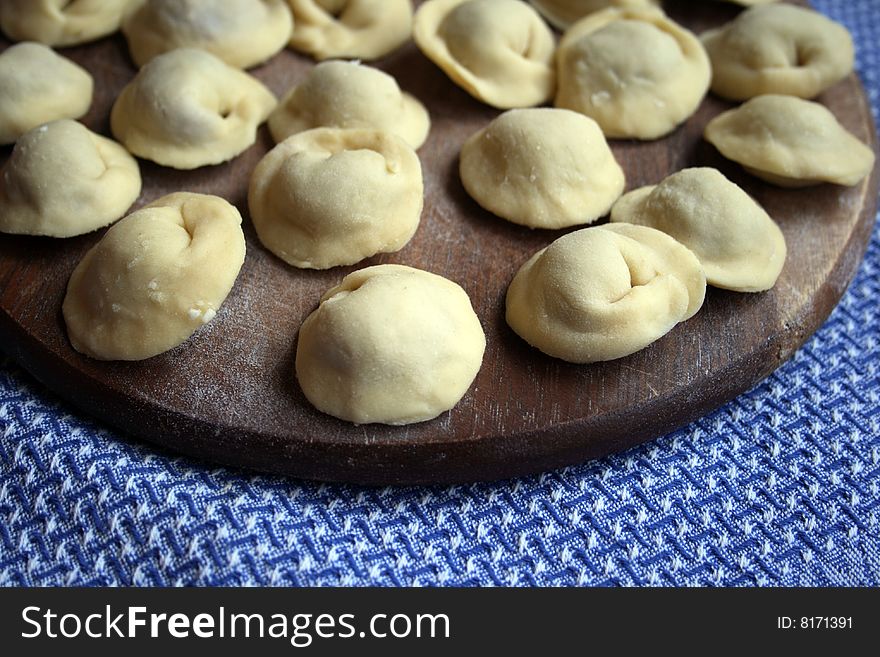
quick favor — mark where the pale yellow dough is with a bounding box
[528,0,659,30]
[123,0,293,69]
[611,168,786,292]
[268,60,430,148]
[459,108,624,229]
[111,48,277,170]
[413,0,556,109]
[296,264,486,425]
[63,193,246,361]
[506,224,706,363]
[701,4,854,101]
[249,128,423,269]
[0,42,93,145]
[0,120,141,238]
[0,0,136,47]
[287,0,412,61]
[555,7,710,140]
[704,95,876,187]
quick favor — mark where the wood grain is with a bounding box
[0,1,877,484]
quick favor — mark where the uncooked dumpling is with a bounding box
[0,0,136,47]
[296,264,486,425]
[414,0,556,109]
[111,48,277,169]
[611,168,786,292]
[459,108,624,229]
[0,120,141,238]
[122,0,293,69]
[506,224,705,363]
[0,42,93,145]
[555,7,710,140]
[528,0,659,30]
[249,128,423,269]
[287,0,412,61]
[268,60,430,148]
[704,94,875,187]
[63,192,246,361]
[701,4,854,101]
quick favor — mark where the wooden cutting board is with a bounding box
[0,0,877,484]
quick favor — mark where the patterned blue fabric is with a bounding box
[1,0,878,587]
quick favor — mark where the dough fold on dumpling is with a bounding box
[528,0,658,30]
[249,128,423,269]
[414,0,556,109]
[611,168,786,292]
[704,95,875,187]
[506,224,705,363]
[459,108,624,229]
[110,48,277,169]
[287,0,412,61]
[555,7,710,140]
[296,264,486,425]
[701,4,854,101]
[122,0,293,69]
[0,120,141,238]
[0,0,136,47]
[63,192,246,361]
[0,42,93,145]
[268,60,430,148]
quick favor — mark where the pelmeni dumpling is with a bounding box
[249,128,423,269]
[704,95,876,188]
[0,42,93,145]
[122,0,293,69]
[63,193,246,361]
[414,0,556,109]
[268,60,430,148]
[528,0,659,30]
[0,120,141,238]
[611,168,786,292]
[555,8,710,140]
[0,0,136,47]
[459,108,624,229]
[701,4,854,101]
[506,224,705,363]
[296,265,486,425]
[110,49,277,170]
[287,0,412,61]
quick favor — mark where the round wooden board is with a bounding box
[0,1,877,485]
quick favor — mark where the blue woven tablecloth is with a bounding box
[2,0,878,587]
